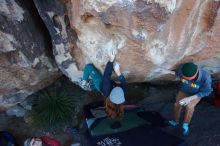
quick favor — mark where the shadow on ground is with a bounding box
[0,76,220,146]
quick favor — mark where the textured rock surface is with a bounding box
[65,0,220,82]
[33,0,83,84]
[0,0,61,110]
[2,0,219,109]
[33,0,220,84]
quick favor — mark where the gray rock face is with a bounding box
[6,105,26,117]
[0,0,61,110]
[33,0,83,84]
[20,95,34,111]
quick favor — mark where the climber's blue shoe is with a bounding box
[166,120,178,127]
[182,123,189,136]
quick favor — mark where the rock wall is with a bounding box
[33,0,83,84]
[0,0,61,110]
[1,0,220,111]
[32,0,220,84]
[65,0,220,82]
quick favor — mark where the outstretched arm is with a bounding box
[114,62,127,92]
[101,62,114,97]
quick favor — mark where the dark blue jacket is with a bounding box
[100,61,127,97]
[176,65,213,99]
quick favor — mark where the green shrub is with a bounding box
[30,89,76,131]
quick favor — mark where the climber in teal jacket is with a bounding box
[168,62,213,136]
[79,50,127,119]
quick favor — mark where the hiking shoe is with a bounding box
[76,78,92,91]
[166,120,178,127]
[182,123,189,136]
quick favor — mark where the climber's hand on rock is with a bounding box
[114,62,121,76]
[109,49,116,62]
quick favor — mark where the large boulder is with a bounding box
[35,0,220,83]
[67,0,220,82]
[0,0,61,110]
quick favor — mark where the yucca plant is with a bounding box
[29,88,76,131]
